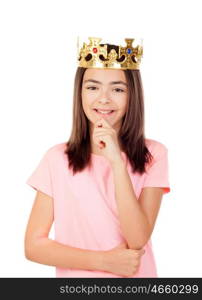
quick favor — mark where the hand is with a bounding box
[102,242,145,277]
[92,117,123,165]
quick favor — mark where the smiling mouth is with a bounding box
[93,109,115,116]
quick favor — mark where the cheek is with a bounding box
[82,93,94,113]
[117,96,128,113]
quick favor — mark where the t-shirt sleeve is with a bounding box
[26,149,53,198]
[143,144,170,194]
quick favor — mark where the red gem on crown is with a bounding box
[93,48,98,53]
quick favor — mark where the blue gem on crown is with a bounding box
[127,48,132,54]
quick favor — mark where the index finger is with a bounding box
[139,249,145,256]
[95,117,111,129]
[134,248,145,256]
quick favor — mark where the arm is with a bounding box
[111,159,164,250]
[24,190,104,271]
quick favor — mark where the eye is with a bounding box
[114,88,125,93]
[86,86,98,90]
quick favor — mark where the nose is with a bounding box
[98,89,110,104]
[98,98,110,104]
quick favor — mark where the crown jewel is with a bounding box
[77,37,143,70]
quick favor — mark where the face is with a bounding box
[81,68,128,133]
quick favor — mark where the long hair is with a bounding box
[64,65,153,176]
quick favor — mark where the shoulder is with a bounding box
[43,142,67,161]
[145,138,168,159]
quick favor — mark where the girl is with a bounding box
[25,37,170,278]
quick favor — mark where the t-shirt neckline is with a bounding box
[90,151,127,161]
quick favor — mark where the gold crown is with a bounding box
[77,37,143,70]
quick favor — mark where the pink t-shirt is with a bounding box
[26,138,170,277]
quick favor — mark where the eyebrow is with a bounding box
[83,79,128,87]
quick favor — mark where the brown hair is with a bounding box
[64,65,153,176]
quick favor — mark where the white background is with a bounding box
[0,0,201,277]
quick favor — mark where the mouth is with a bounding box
[93,108,116,116]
